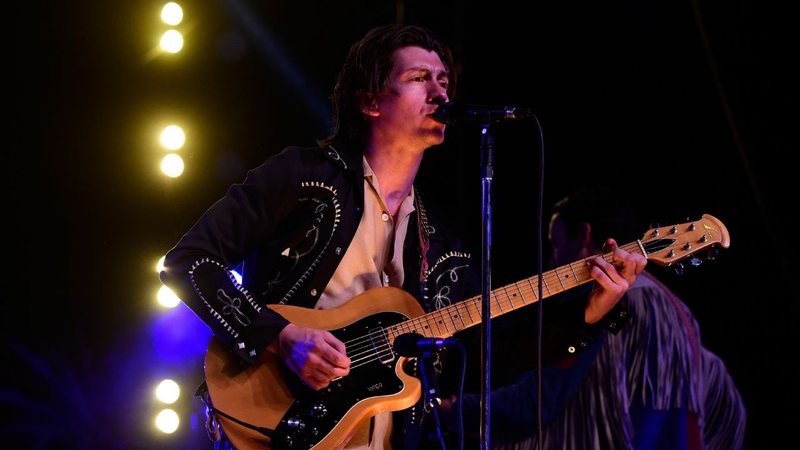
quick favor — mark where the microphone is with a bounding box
[432,102,533,125]
[393,332,459,357]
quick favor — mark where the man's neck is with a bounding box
[364,143,423,218]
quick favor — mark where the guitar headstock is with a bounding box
[640,214,730,267]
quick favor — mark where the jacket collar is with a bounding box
[324,142,363,175]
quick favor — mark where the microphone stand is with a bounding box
[478,123,495,450]
[418,349,446,449]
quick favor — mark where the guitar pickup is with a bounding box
[369,328,395,364]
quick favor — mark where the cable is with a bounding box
[532,113,545,449]
[454,341,467,450]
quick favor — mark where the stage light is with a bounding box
[159,125,185,150]
[161,2,183,26]
[157,285,181,308]
[155,408,180,434]
[155,379,181,404]
[160,153,184,178]
[160,29,184,53]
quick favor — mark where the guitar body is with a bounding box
[204,287,426,450]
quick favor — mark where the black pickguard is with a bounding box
[271,311,411,449]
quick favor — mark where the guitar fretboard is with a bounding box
[387,241,644,342]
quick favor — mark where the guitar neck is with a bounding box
[387,241,645,341]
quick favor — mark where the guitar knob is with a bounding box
[673,262,685,276]
[286,418,305,430]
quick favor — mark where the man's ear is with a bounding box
[357,90,380,117]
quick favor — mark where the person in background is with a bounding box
[445,185,746,449]
[159,23,647,450]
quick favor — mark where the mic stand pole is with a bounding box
[478,123,495,450]
[418,350,446,449]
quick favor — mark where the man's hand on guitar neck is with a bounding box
[278,323,351,390]
[584,238,647,324]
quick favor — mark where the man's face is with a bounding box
[370,46,450,149]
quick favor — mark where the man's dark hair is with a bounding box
[318,24,456,147]
[551,185,641,249]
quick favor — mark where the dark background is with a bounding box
[5,0,797,448]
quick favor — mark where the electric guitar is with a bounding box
[204,214,730,449]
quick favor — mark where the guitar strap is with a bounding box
[414,188,432,308]
[196,381,276,441]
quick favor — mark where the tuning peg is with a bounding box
[673,262,685,276]
[689,256,703,268]
[705,247,719,261]
[648,222,661,237]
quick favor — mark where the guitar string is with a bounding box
[343,242,644,366]
[343,241,648,368]
[350,244,637,365]
[350,230,709,366]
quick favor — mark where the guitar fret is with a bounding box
[518,282,529,304]
[466,299,479,325]
[509,286,518,306]
[553,267,566,291]
[542,277,551,295]
[524,278,537,302]
[439,308,452,334]
[453,304,467,329]
[507,286,516,308]
[497,286,511,312]
[568,262,580,283]
[493,293,505,317]
[431,315,443,336]
[496,287,507,313]
[513,283,523,305]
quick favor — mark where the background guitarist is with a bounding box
[160,24,647,449]
[442,186,747,449]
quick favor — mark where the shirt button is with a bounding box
[381,212,390,222]
[335,246,342,255]
[310,288,318,296]
[383,274,390,284]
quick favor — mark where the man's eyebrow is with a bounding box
[402,65,449,77]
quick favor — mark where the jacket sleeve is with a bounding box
[489,284,629,371]
[161,257,289,364]
[159,149,305,364]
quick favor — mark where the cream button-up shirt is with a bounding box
[315,157,416,449]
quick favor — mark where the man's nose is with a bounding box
[428,92,447,105]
